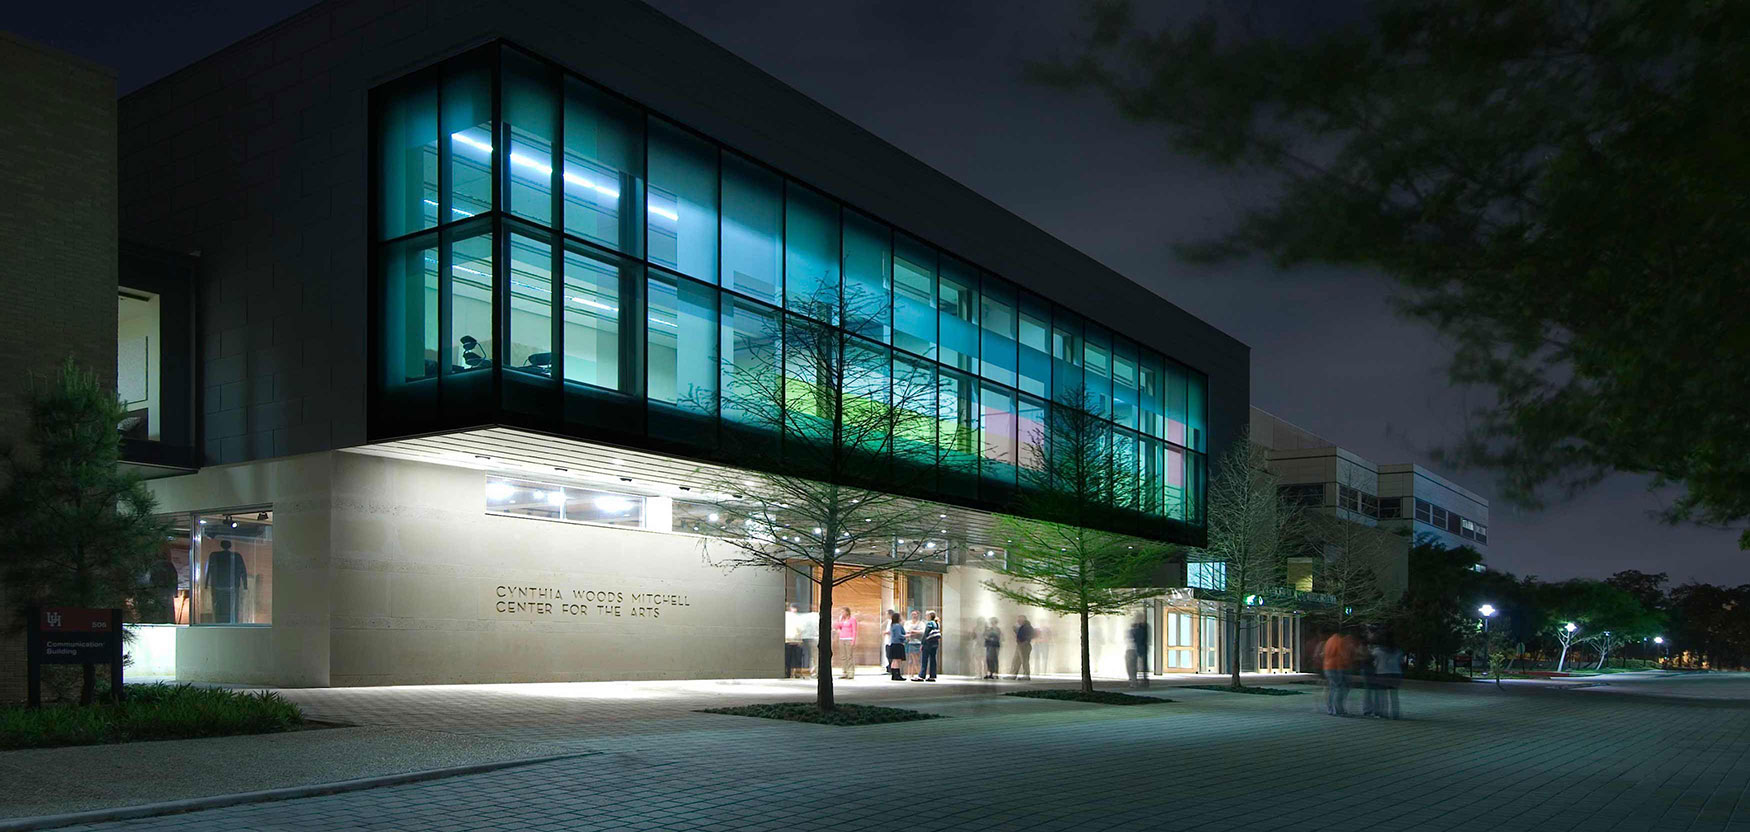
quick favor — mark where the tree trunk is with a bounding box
[817,559,836,712]
[1594,642,1608,671]
[1228,604,1243,690]
[1556,642,1569,673]
[1079,610,1093,694]
[80,662,96,705]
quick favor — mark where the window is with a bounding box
[979,276,1017,387]
[647,119,717,280]
[980,382,1017,489]
[1051,311,1082,404]
[117,289,162,440]
[784,182,839,321]
[1281,483,1324,508]
[486,477,645,528]
[647,270,718,415]
[504,52,556,227]
[376,75,437,239]
[1138,351,1164,439]
[379,237,439,384]
[1415,498,1432,523]
[562,244,629,390]
[720,154,781,302]
[1082,324,1111,419]
[1360,493,1379,518]
[892,234,936,359]
[192,510,273,626]
[1165,361,1187,445]
[444,62,494,221]
[670,500,722,534]
[938,256,978,374]
[1111,338,1138,430]
[1017,293,1050,397]
[1378,497,1403,519]
[449,231,494,372]
[1188,561,1226,591]
[720,295,780,428]
[841,211,891,342]
[1338,484,1361,513]
[564,76,644,255]
[507,232,553,376]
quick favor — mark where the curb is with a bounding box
[0,750,598,831]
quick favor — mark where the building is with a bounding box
[4,1,1256,688]
[0,32,121,704]
[1377,464,1491,554]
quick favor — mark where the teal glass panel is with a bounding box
[1016,394,1047,481]
[721,154,781,303]
[938,255,978,375]
[1051,310,1082,406]
[1188,370,1207,452]
[1166,361,1188,446]
[448,231,494,372]
[841,210,890,343]
[648,270,719,413]
[1112,428,1140,510]
[1112,337,1138,430]
[442,63,493,221]
[563,76,644,256]
[980,275,1017,387]
[1083,323,1111,420]
[647,119,717,280]
[892,234,936,359]
[380,235,438,382]
[1165,445,1186,521]
[1140,350,1165,439]
[891,352,937,474]
[562,243,626,390]
[1018,292,1050,397]
[504,52,555,227]
[843,336,892,460]
[721,295,781,428]
[782,314,836,447]
[938,367,979,487]
[507,232,553,376]
[784,182,839,322]
[980,382,1017,488]
[376,78,437,239]
[1141,435,1165,515]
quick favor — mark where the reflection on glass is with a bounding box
[450,232,494,372]
[507,233,553,375]
[192,511,272,625]
[721,154,781,302]
[648,119,717,280]
[563,245,625,390]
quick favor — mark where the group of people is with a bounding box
[973,616,1038,680]
[1319,629,1406,719]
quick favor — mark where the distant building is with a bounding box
[1377,464,1490,554]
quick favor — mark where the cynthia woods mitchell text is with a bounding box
[494,585,694,618]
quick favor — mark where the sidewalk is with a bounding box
[1,672,1304,823]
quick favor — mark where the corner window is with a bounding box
[192,510,273,625]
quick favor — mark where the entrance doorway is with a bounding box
[1256,612,1295,672]
[1163,610,1196,672]
[788,568,943,675]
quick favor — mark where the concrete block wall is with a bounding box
[0,33,118,703]
[118,0,1248,476]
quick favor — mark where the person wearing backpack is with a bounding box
[913,610,942,681]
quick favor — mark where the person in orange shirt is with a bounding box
[1323,630,1357,716]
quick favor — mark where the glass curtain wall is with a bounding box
[372,43,1210,533]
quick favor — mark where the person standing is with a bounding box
[904,609,924,678]
[1322,629,1356,716]
[1011,616,1035,680]
[887,612,907,681]
[982,617,1002,679]
[1126,614,1151,688]
[1370,635,1405,719]
[914,611,942,681]
[834,607,858,679]
[797,606,820,679]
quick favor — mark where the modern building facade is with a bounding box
[1377,464,1491,554]
[11,0,1253,688]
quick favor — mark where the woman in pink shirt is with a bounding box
[834,607,858,679]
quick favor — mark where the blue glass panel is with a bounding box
[784,182,839,323]
[564,77,643,256]
[892,234,936,359]
[938,256,978,375]
[1018,292,1050,397]
[648,270,718,414]
[980,275,1017,387]
[647,119,717,281]
[721,154,781,303]
[841,210,890,343]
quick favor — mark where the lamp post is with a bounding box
[1653,635,1667,668]
[1557,621,1578,673]
[1478,604,1497,685]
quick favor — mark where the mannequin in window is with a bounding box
[204,539,249,624]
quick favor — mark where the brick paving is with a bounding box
[53,673,1750,831]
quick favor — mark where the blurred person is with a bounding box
[1370,633,1405,719]
[1035,621,1052,672]
[798,605,819,678]
[904,609,924,677]
[835,607,858,679]
[1011,616,1035,680]
[914,610,942,681]
[1322,629,1357,716]
[1126,614,1151,688]
[887,612,907,680]
[982,617,1002,679]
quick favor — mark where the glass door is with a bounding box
[1199,614,1221,673]
[1164,611,1196,672]
[1256,613,1293,672]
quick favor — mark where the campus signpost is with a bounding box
[26,606,124,706]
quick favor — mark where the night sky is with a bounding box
[8,0,1743,586]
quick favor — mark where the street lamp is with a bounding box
[1478,604,1498,683]
[1654,635,1667,667]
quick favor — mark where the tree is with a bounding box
[1668,583,1750,670]
[1033,1,1750,546]
[1301,472,1399,636]
[1181,430,1306,690]
[0,359,171,703]
[984,389,1170,693]
[691,285,941,712]
[1393,539,1483,672]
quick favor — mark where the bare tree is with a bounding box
[691,285,942,712]
[1182,430,1307,690]
[984,389,1170,693]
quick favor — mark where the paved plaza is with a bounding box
[14,672,1750,831]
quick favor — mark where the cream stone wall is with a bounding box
[327,453,782,686]
[946,568,1144,679]
[146,453,336,687]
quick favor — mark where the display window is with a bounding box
[191,510,274,625]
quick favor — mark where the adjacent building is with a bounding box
[3,0,1255,688]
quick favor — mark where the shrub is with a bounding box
[1004,689,1173,705]
[1180,684,1306,696]
[698,703,941,726]
[0,683,304,750]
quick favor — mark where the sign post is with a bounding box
[26,607,124,707]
